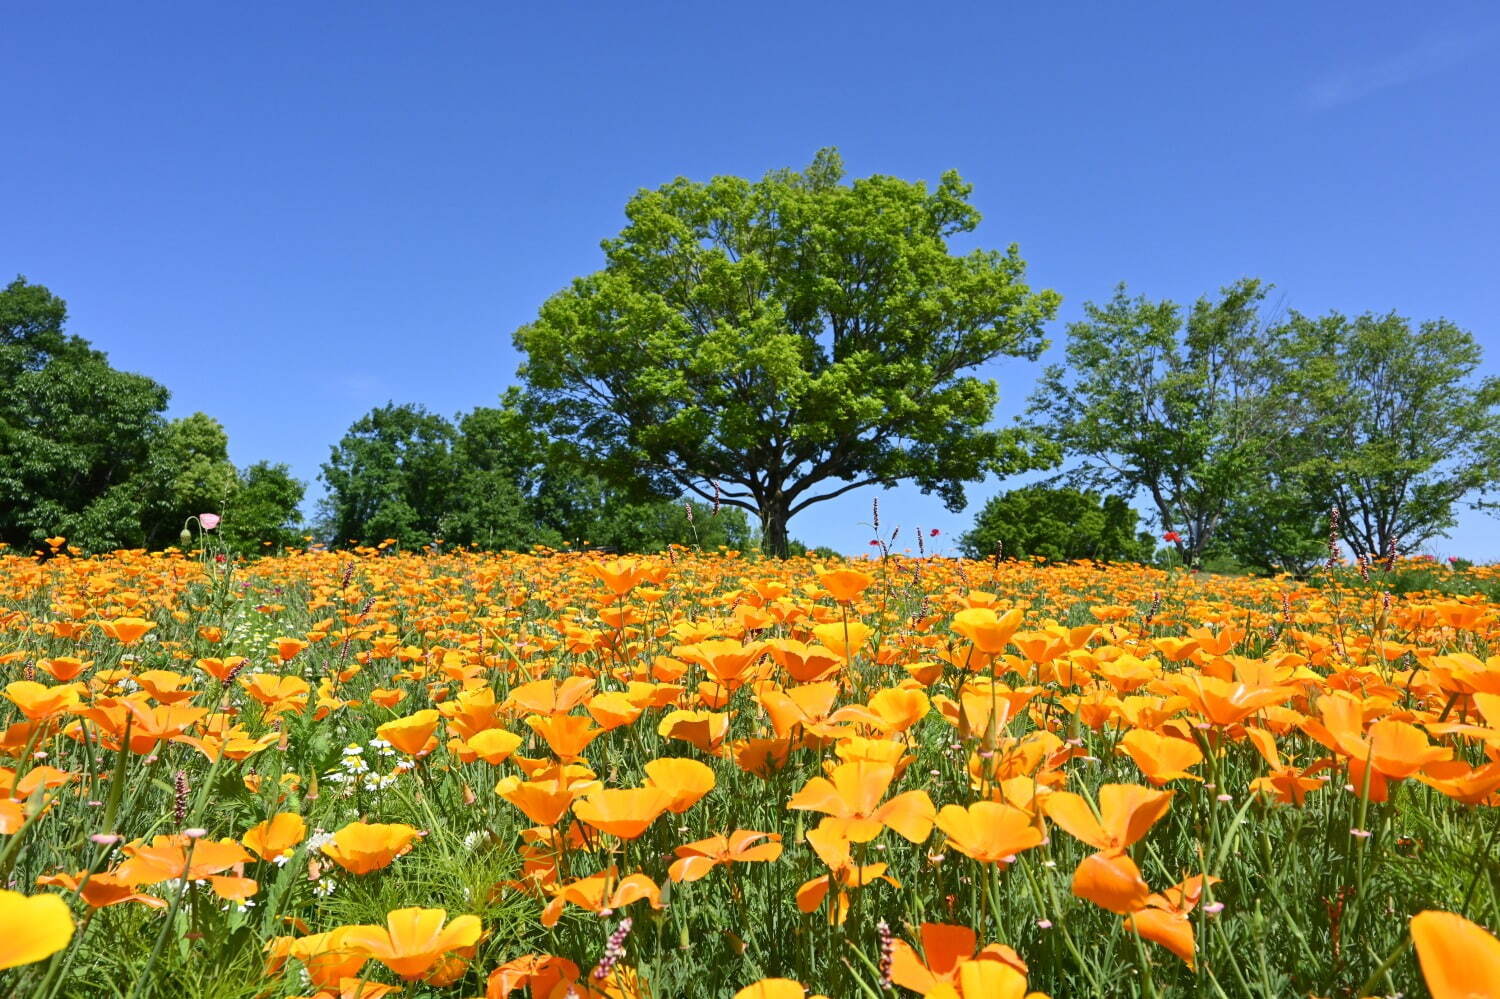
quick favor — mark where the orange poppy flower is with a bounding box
[195,656,247,684]
[321,822,421,875]
[1071,851,1150,913]
[36,657,90,682]
[1169,675,1291,727]
[35,870,164,910]
[765,640,845,683]
[209,875,259,902]
[1411,910,1500,999]
[284,928,371,988]
[1041,784,1173,855]
[787,761,935,843]
[795,822,899,925]
[486,953,580,998]
[100,616,155,646]
[642,757,716,812]
[1122,872,1219,968]
[656,709,730,754]
[950,607,1026,655]
[115,835,253,885]
[4,681,82,721]
[461,728,523,765]
[241,674,312,717]
[526,714,603,761]
[818,568,874,603]
[368,687,408,709]
[668,830,783,882]
[888,922,1031,998]
[866,686,931,733]
[271,637,308,662]
[585,558,657,596]
[586,691,644,731]
[243,812,307,863]
[377,709,440,756]
[0,889,75,969]
[343,907,483,981]
[540,867,662,927]
[573,787,674,840]
[496,770,599,827]
[507,677,596,717]
[811,621,871,662]
[673,640,768,690]
[1117,729,1203,785]
[1245,727,1326,806]
[933,801,1044,865]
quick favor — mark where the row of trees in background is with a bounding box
[506,150,1500,569]
[318,396,751,553]
[8,150,1499,567]
[0,278,304,555]
[1030,279,1500,572]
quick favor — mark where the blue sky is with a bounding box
[6,2,1498,557]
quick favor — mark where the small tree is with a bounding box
[138,412,239,549]
[514,149,1060,556]
[1028,279,1287,567]
[0,276,170,552]
[221,462,305,554]
[319,404,459,548]
[959,485,1152,563]
[1279,310,1500,557]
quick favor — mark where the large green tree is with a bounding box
[1028,279,1289,567]
[221,462,306,554]
[959,485,1153,563]
[0,276,170,552]
[319,403,460,548]
[1278,310,1500,558]
[321,397,753,553]
[138,412,239,549]
[513,149,1061,556]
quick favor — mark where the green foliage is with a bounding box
[319,403,460,548]
[220,461,306,554]
[138,412,240,549]
[583,496,753,553]
[959,485,1153,562]
[514,148,1061,555]
[1278,310,1500,559]
[1033,279,1500,575]
[1028,279,1287,568]
[320,396,755,553]
[0,276,170,552]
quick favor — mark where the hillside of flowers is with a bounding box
[2,539,1499,998]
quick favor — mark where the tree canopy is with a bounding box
[1028,280,1290,567]
[1027,280,1500,572]
[1277,310,1500,559]
[0,277,305,554]
[318,399,751,553]
[959,486,1153,563]
[514,149,1061,555]
[0,276,170,551]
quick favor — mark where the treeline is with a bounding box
[965,278,1500,573]
[0,278,303,555]
[0,278,751,557]
[317,398,751,553]
[7,152,1498,565]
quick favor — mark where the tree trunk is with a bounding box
[760,500,791,559]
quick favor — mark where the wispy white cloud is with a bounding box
[1307,30,1492,110]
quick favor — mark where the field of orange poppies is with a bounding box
[1,541,1498,998]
